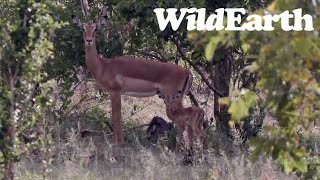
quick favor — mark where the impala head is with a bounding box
[157,90,183,110]
[72,15,106,46]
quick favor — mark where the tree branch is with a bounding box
[170,37,225,97]
[70,76,88,93]
[136,50,167,62]
[187,92,199,107]
[80,0,89,19]
[153,49,167,61]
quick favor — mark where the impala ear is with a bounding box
[71,15,83,28]
[96,6,108,30]
[96,17,107,30]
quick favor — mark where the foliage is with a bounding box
[0,0,63,178]
[212,0,320,177]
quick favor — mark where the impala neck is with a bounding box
[85,44,101,77]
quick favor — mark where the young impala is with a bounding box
[158,91,205,152]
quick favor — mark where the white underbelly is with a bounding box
[118,75,160,97]
[122,91,157,97]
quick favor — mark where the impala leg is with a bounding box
[195,123,205,159]
[199,128,205,159]
[187,125,193,150]
[111,93,123,145]
[198,110,205,152]
[175,125,184,153]
[200,127,205,147]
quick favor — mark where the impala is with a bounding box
[158,91,205,152]
[71,10,193,146]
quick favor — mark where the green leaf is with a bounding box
[242,43,250,53]
[283,159,294,175]
[293,159,308,173]
[243,62,259,73]
[194,0,205,7]
[271,146,280,159]
[294,148,306,158]
[205,36,220,61]
[290,36,312,59]
[229,98,248,121]
[229,90,257,122]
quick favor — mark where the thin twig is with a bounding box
[187,92,199,107]
[64,96,102,117]
[70,76,88,93]
[136,50,167,62]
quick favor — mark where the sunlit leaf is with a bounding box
[229,90,257,122]
[293,160,308,173]
[205,36,221,61]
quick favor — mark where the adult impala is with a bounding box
[71,12,192,145]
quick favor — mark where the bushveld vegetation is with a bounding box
[0,0,319,179]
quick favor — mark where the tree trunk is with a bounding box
[3,116,16,180]
[212,47,232,135]
[3,76,17,180]
[3,127,15,180]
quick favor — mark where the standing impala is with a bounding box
[71,12,192,145]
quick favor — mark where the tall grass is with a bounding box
[13,85,309,180]
[15,124,297,180]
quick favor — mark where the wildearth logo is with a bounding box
[153,8,314,31]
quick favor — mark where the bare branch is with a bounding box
[70,76,88,93]
[136,50,167,62]
[102,5,108,18]
[187,91,199,107]
[80,0,89,19]
[153,49,167,61]
[22,11,29,27]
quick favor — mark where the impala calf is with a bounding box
[158,92,205,152]
[171,106,205,152]
[71,8,193,146]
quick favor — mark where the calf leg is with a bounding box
[187,125,194,150]
[175,124,184,153]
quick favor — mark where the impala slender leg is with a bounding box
[111,93,122,145]
[175,124,184,153]
[187,125,193,150]
[116,96,124,145]
[200,127,205,147]
[200,128,205,153]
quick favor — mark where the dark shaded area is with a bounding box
[147,116,173,143]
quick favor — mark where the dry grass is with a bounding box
[15,125,296,180]
[13,82,307,180]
